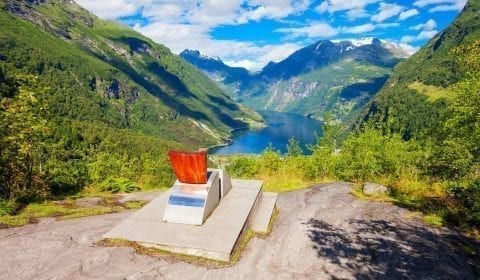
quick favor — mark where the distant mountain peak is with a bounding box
[180,49,222,62]
[180,49,251,86]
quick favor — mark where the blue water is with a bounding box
[211,111,323,155]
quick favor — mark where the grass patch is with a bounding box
[260,174,313,192]
[98,238,230,267]
[408,81,455,102]
[423,213,444,227]
[0,196,150,228]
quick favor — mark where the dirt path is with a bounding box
[0,183,477,279]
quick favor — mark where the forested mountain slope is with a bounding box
[0,0,261,198]
[356,0,480,139]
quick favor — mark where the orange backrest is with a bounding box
[168,150,208,184]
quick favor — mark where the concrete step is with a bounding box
[250,192,278,233]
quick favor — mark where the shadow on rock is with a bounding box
[305,218,478,280]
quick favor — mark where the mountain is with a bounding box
[179,49,251,88]
[0,0,262,194]
[0,0,262,147]
[356,0,480,139]
[182,38,407,122]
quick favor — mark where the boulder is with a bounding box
[362,182,390,196]
[75,197,103,208]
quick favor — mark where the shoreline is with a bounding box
[207,121,267,152]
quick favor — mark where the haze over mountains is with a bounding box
[181,38,410,122]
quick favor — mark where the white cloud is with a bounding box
[397,43,420,55]
[409,19,437,31]
[74,0,313,71]
[75,0,139,19]
[376,22,400,28]
[371,3,405,23]
[345,8,370,20]
[413,0,467,12]
[400,35,416,43]
[404,19,439,42]
[398,8,419,21]
[428,2,466,12]
[341,23,375,34]
[316,0,381,13]
[275,22,339,39]
[416,30,438,40]
[276,20,401,40]
[136,21,301,72]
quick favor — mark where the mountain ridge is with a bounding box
[181,38,405,122]
[0,0,262,145]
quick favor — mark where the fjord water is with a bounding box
[211,111,322,155]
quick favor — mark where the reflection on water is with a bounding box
[211,111,323,155]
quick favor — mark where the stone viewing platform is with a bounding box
[103,167,277,262]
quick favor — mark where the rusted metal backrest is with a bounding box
[168,150,208,184]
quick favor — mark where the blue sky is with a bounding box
[75,0,466,71]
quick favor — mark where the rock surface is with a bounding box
[0,183,477,279]
[75,197,103,208]
[363,182,391,195]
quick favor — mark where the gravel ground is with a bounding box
[0,183,477,280]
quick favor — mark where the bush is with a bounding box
[0,200,16,216]
[258,145,282,174]
[427,139,474,179]
[336,129,420,182]
[98,177,140,193]
[449,180,480,227]
[226,156,259,178]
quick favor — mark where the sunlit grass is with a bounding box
[0,197,149,228]
[423,213,444,227]
[408,81,455,101]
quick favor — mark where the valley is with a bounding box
[181,38,408,122]
[1,0,480,278]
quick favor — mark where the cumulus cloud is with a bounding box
[405,19,439,42]
[75,0,138,19]
[371,3,405,23]
[136,20,302,72]
[400,35,416,43]
[409,19,437,31]
[345,8,370,20]
[315,0,381,13]
[275,21,400,40]
[341,23,375,34]
[413,0,467,12]
[75,0,312,71]
[416,30,438,40]
[398,8,419,21]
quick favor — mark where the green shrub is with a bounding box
[0,200,15,216]
[336,129,420,181]
[98,177,140,193]
[226,156,259,178]
[258,145,282,174]
[449,180,480,227]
